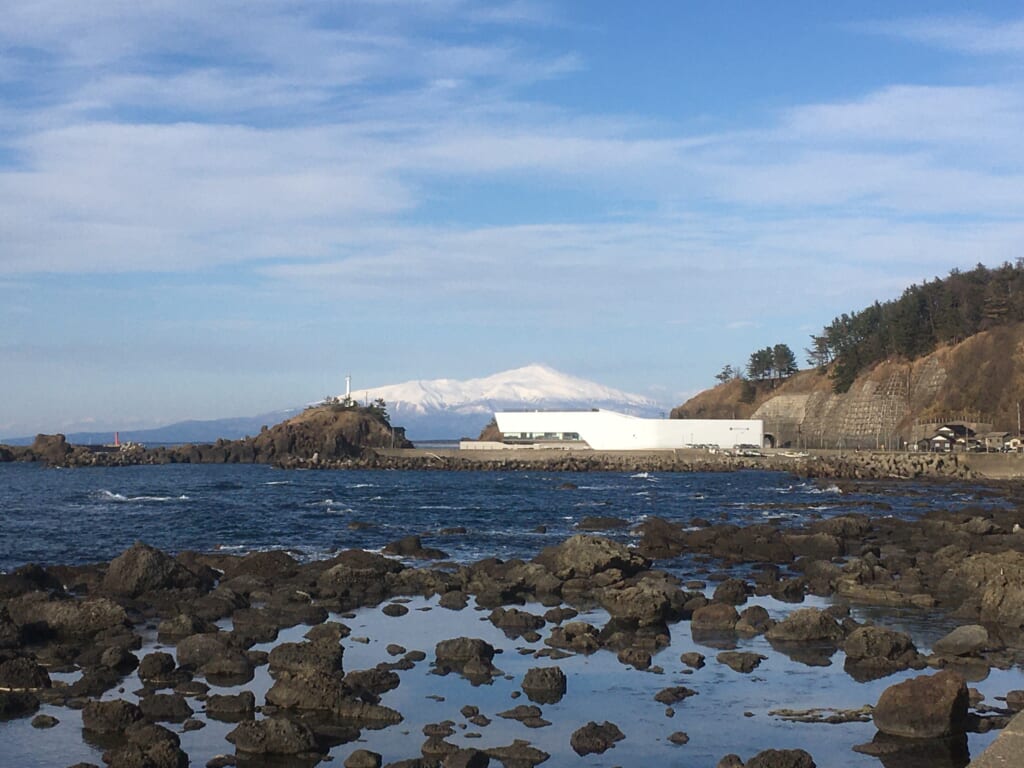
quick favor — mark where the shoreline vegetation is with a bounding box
[2,475,1024,766]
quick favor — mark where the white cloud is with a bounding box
[867,16,1024,57]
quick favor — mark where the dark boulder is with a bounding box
[101,542,210,597]
[268,639,344,677]
[382,535,448,560]
[434,637,499,681]
[0,655,51,690]
[81,699,144,734]
[842,626,919,680]
[205,690,256,722]
[570,721,624,756]
[873,670,968,739]
[746,748,816,768]
[717,651,767,673]
[533,535,648,580]
[521,666,566,704]
[0,691,39,719]
[765,608,844,643]
[139,692,193,723]
[691,603,739,631]
[227,717,320,755]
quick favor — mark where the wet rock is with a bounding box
[654,686,698,705]
[842,626,920,680]
[205,691,256,722]
[873,670,968,738]
[104,739,189,768]
[81,699,144,733]
[717,651,767,673]
[852,732,969,768]
[0,655,51,690]
[617,647,652,670]
[434,638,499,682]
[383,535,449,560]
[0,691,39,719]
[489,607,545,636]
[544,621,600,654]
[521,666,566,704]
[316,549,405,607]
[268,639,344,677]
[442,748,490,768]
[305,621,351,643]
[716,755,744,768]
[543,606,577,624]
[570,720,624,756]
[932,624,990,657]
[940,551,1024,627]
[745,748,816,768]
[345,749,383,768]
[634,517,689,559]
[221,549,299,582]
[66,665,122,698]
[6,594,129,639]
[31,713,58,728]
[157,613,218,642]
[139,692,193,722]
[227,716,320,755]
[344,668,401,698]
[599,574,690,625]
[713,578,750,605]
[485,740,549,768]
[176,632,253,682]
[101,541,210,597]
[1005,689,1024,711]
[498,704,550,728]
[138,652,180,685]
[680,652,705,668]
[265,669,347,711]
[382,603,409,617]
[765,608,844,643]
[533,534,648,580]
[668,731,689,745]
[440,591,469,610]
[691,603,739,631]
[736,605,774,635]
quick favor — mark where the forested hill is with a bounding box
[810,261,1024,392]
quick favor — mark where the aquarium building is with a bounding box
[493,409,763,451]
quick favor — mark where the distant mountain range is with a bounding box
[3,364,666,445]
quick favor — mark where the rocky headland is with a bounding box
[3,487,1024,767]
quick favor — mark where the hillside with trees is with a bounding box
[809,261,1024,392]
[674,262,1024,446]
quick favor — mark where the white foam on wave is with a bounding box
[97,490,190,503]
[263,480,292,486]
[349,483,375,489]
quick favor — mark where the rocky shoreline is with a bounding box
[3,485,1024,768]
[1,433,979,482]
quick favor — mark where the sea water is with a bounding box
[0,463,1018,767]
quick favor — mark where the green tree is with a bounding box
[715,364,738,384]
[772,344,797,380]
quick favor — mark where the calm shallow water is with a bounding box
[0,463,1018,767]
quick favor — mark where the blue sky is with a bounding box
[3,1,1024,437]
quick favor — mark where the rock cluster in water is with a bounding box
[3,490,1024,766]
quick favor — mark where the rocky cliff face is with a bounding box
[674,324,1024,449]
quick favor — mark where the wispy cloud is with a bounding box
[865,16,1024,57]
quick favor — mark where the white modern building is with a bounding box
[493,409,764,451]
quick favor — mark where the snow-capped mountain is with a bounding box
[343,364,666,440]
